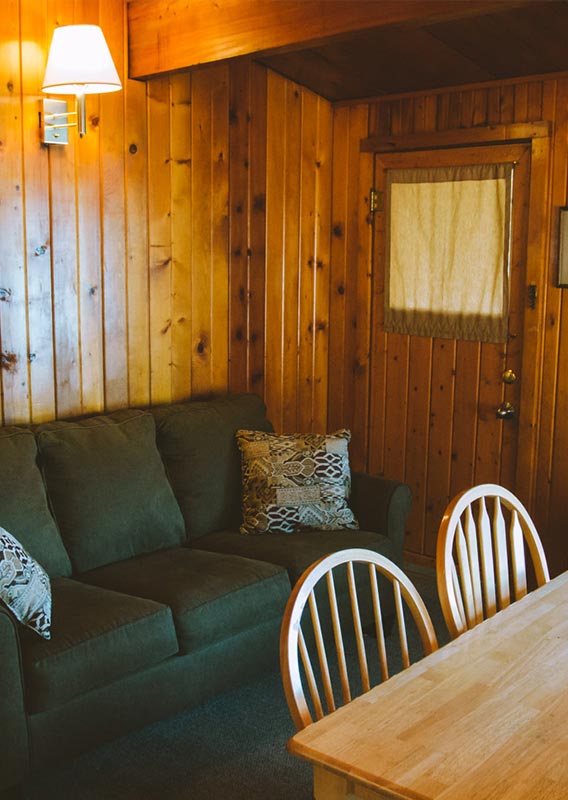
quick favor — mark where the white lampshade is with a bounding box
[42,24,121,96]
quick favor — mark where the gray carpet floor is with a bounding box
[23,565,449,800]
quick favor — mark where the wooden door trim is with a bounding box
[516,133,552,511]
[361,121,550,153]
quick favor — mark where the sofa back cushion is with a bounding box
[36,410,185,573]
[152,394,273,539]
[0,427,72,578]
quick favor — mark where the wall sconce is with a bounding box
[40,24,122,144]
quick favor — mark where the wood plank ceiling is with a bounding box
[128,0,568,102]
[258,1,568,101]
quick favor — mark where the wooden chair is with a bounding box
[436,483,550,640]
[280,548,438,731]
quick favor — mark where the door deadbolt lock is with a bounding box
[496,401,516,419]
[502,369,517,384]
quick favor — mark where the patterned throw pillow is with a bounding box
[0,527,52,639]
[236,429,359,535]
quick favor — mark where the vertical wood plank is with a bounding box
[147,76,172,404]
[339,106,371,472]
[20,0,55,423]
[210,65,229,393]
[328,107,350,432]
[282,81,301,432]
[424,339,456,556]
[403,95,436,555]
[382,98,411,483]
[248,62,267,398]
[312,95,332,434]
[449,90,485,501]
[368,142,388,477]
[125,65,150,407]
[265,70,287,430]
[170,72,193,401]
[190,69,214,396]
[75,0,103,415]
[189,65,229,397]
[0,0,30,424]
[351,142,373,472]
[228,59,250,394]
[298,88,317,433]
[99,0,128,410]
[48,0,80,419]
[473,84,508,486]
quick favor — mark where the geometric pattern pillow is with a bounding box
[0,527,52,639]
[236,429,359,535]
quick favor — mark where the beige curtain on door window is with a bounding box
[385,163,513,342]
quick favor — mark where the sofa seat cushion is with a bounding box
[152,394,273,540]
[191,528,397,586]
[19,578,178,713]
[36,409,186,572]
[0,427,71,578]
[78,547,291,654]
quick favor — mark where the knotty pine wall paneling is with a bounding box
[147,75,174,405]
[2,7,333,435]
[1,1,244,425]
[327,105,373,472]
[344,79,568,571]
[191,66,230,397]
[100,0,128,411]
[1,0,30,425]
[228,59,267,397]
[125,63,150,409]
[264,71,333,435]
[3,2,567,570]
[20,1,56,424]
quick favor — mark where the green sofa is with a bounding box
[0,393,411,793]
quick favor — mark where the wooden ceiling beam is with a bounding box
[127,0,527,80]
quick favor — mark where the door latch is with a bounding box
[496,401,516,420]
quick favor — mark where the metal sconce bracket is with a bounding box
[40,98,77,145]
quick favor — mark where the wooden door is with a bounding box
[370,143,531,563]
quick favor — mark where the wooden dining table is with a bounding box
[288,570,568,800]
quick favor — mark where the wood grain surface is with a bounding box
[289,571,568,800]
[2,1,567,575]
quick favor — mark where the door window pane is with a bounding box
[385,163,513,342]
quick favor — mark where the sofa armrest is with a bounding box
[0,607,30,793]
[350,472,412,566]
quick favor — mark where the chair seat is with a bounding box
[20,578,178,712]
[192,528,397,585]
[78,547,291,654]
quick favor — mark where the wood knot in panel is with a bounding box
[1,351,18,372]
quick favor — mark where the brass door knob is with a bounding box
[502,369,517,384]
[496,401,516,419]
